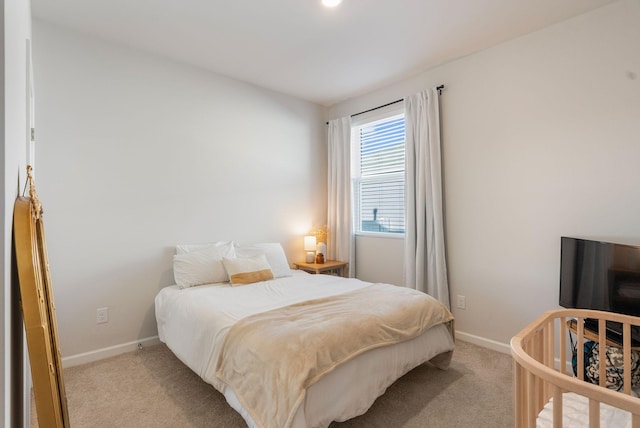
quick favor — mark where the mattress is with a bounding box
[537,392,632,428]
[155,271,455,427]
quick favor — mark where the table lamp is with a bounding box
[304,235,317,263]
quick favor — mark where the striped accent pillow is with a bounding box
[222,254,274,286]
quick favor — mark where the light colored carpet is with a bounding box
[32,340,513,427]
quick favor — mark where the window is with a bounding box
[352,112,405,235]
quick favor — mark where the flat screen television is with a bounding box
[559,236,640,345]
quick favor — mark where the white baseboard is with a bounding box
[455,330,511,355]
[62,336,161,368]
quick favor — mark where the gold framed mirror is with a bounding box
[14,166,69,427]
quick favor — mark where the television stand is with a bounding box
[567,318,640,350]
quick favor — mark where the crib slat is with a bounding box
[589,398,600,428]
[531,331,539,414]
[537,329,545,412]
[514,361,524,427]
[598,319,606,388]
[527,370,536,427]
[545,321,554,401]
[552,385,562,428]
[559,317,567,375]
[577,317,585,381]
[623,322,631,396]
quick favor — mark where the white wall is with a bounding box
[330,0,640,348]
[32,21,327,360]
[354,235,403,285]
[2,0,33,425]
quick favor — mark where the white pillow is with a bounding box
[222,254,274,286]
[173,244,234,288]
[175,241,234,255]
[235,243,292,278]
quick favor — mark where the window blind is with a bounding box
[354,114,405,234]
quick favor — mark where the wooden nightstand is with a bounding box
[293,260,348,278]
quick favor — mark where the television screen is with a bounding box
[559,237,640,317]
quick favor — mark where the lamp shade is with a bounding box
[304,235,317,251]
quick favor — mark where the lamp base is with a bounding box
[305,252,315,263]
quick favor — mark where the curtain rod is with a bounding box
[326,84,444,125]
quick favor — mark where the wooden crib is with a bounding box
[511,308,640,427]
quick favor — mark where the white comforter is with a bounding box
[156,272,370,389]
[155,271,455,427]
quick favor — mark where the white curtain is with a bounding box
[327,116,354,277]
[404,88,450,309]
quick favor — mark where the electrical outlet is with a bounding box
[96,307,109,324]
[456,295,466,310]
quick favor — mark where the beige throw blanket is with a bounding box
[215,283,454,428]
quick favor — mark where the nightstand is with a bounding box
[293,260,348,278]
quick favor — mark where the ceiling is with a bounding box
[31,0,617,106]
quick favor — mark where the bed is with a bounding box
[510,308,640,427]
[155,241,455,428]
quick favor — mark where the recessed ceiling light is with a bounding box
[322,0,343,8]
